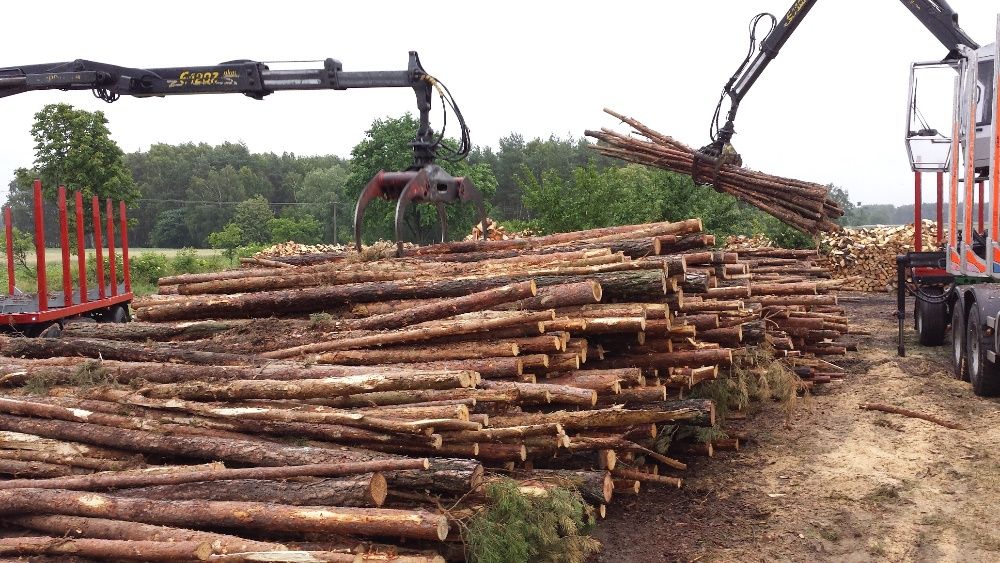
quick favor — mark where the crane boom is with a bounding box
[702,0,980,159]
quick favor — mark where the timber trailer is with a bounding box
[898,16,1000,396]
[0,179,132,336]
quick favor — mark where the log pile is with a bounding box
[465,217,537,241]
[0,218,855,561]
[585,109,844,234]
[819,221,940,292]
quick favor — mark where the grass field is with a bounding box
[40,247,222,264]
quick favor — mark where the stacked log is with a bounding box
[0,218,855,561]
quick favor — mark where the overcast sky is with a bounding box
[1,0,996,206]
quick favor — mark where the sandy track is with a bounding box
[591,293,1000,562]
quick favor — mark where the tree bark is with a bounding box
[591,348,732,369]
[384,458,484,496]
[5,514,285,553]
[261,310,555,359]
[0,537,215,561]
[317,341,519,365]
[0,489,450,541]
[135,370,475,401]
[116,474,387,507]
[0,337,258,366]
[59,321,239,342]
[340,281,536,331]
[491,399,715,429]
[521,469,613,504]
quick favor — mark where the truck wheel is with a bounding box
[916,292,947,346]
[951,303,969,381]
[965,306,1000,396]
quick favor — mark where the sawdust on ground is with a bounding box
[590,292,1000,562]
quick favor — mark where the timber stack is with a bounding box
[585,109,844,234]
[0,218,853,561]
[819,221,940,292]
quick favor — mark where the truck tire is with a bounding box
[916,292,947,346]
[965,306,1000,396]
[951,303,969,381]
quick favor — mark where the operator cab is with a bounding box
[906,45,995,174]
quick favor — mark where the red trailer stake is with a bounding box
[119,201,131,293]
[92,196,105,300]
[32,180,47,312]
[75,192,87,303]
[106,199,117,297]
[4,207,13,296]
[58,187,72,307]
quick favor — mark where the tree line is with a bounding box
[5,104,857,252]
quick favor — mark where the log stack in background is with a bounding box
[0,218,855,561]
[819,220,940,292]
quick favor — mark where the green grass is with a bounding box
[8,248,231,297]
[40,247,222,264]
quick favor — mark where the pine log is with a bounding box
[384,458,484,496]
[0,489,450,541]
[5,514,284,553]
[436,423,563,443]
[491,399,715,429]
[543,370,626,393]
[316,341,519,365]
[116,474,386,507]
[341,281,536,331]
[0,537,215,561]
[0,414,409,468]
[592,348,732,369]
[0,448,130,472]
[261,310,555,359]
[521,469,613,504]
[58,321,238,342]
[135,370,475,401]
[595,386,667,406]
[309,387,519,408]
[500,280,602,310]
[0,337,258,366]
[611,468,682,488]
[0,458,91,478]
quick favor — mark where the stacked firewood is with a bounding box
[819,221,939,292]
[0,218,853,561]
[585,109,844,234]
[465,218,536,241]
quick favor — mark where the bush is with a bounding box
[130,252,169,286]
[170,248,201,275]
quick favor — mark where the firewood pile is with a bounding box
[585,109,844,234]
[819,221,940,292]
[0,218,854,561]
[465,218,537,241]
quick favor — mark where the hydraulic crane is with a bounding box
[703,2,1000,396]
[0,52,487,256]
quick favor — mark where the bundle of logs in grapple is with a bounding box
[585,109,844,234]
[0,219,853,562]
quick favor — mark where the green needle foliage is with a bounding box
[465,477,600,563]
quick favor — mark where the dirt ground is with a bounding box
[590,292,1000,562]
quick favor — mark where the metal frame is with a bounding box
[1,179,133,329]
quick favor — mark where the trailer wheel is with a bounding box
[951,303,969,381]
[916,292,947,346]
[109,305,130,324]
[965,306,1000,396]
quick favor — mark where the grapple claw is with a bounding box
[353,164,488,255]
